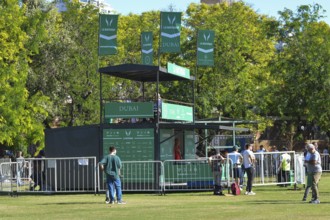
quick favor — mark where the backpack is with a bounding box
[231,182,241,195]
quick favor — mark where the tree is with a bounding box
[270,4,330,143]
[27,2,100,127]
[0,0,49,153]
[183,2,275,127]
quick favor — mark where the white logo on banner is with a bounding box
[203,33,210,41]
[125,130,131,136]
[105,18,113,27]
[167,15,176,24]
[145,34,150,42]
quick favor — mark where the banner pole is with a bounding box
[194,30,199,124]
[98,14,103,166]
[98,14,103,125]
[158,12,162,67]
[157,12,162,124]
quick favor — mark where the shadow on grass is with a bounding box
[38,201,102,205]
[256,186,302,192]
[163,193,215,197]
[248,200,329,204]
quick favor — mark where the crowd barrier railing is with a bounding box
[320,153,330,172]
[1,152,308,195]
[253,151,299,187]
[98,161,164,194]
[0,157,97,194]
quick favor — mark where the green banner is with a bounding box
[98,14,118,56]
[141,32,153,65]
[160,12,181,53]
[197,30,215,66]
[104,102,154,119]
[162,103,193,122]
[167,62,190,79]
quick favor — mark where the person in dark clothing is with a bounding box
[99,146,126,205]
[30,150,45,191]
[208,150,225,195]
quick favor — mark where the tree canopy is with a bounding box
[1,1,329,153]
[0,0,49,152]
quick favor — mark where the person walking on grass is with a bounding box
[305,144,322,204]
[99,146,126,205]
[242,144,256,195]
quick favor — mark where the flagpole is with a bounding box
[98,15,102,125]
[152,12,162,163]
[98,14,103,162]
[156,12,162,124]
[194,30,199,124]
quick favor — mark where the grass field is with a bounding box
[0,173,329,220]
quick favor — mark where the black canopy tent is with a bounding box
[98,63,254,131]
[98,63,195,82]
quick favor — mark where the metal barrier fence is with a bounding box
[253,151,300,186]
[0,157,97,194]
[0,161,31,193]
[321,153,330,171]
[98,161,164,193]
[1,152,312,195]
[97,159,233,194]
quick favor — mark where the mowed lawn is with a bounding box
[0,173,329,220]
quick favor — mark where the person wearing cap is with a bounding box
[228,145,243,189]
[278,147,291,187]
[305,144,322,204]
[242,144,256,195]
[208,150,225,195]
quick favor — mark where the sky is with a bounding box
[107,0,330,24]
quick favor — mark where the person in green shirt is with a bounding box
[99,146,125,205]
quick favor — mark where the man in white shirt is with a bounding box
[306,144,322,204]
[228,145,243,189]
[242,144,256,195]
